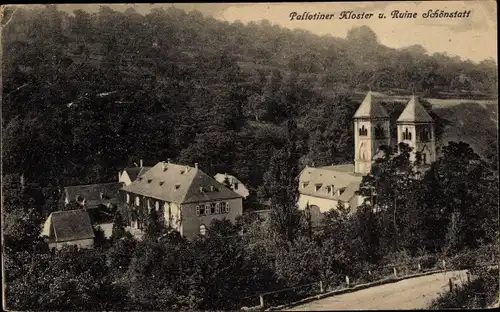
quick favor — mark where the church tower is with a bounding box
[396,95,436,165]
[353,91,391,174]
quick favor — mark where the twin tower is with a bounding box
[353,91,436,175]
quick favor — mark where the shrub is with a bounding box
[416,254,438,270]
[447,248,478,270]
[429,268,499,309]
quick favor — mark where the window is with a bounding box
[215,203,220,214]
[199,205,205,215]
[147,179,152,183]
[420,128,430,142]
[403,128,412,140]
[155,201,159,211]
[147,199,151,213]
[315,184,322,192]
[159,181,164,186]
[200,224,207,236]
[135,196,140,206]
[196,206,200,216]
[224,202,230,213]
[374,125,385,139]
[234,182,239,190]
[326,185,332,195]
[359,125,368,136]
[175,184,180,190]
[210,203,216,214]
[205,204,210,215]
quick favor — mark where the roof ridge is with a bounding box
[66,182,123,188]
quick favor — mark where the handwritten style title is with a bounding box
[289,9,472,21]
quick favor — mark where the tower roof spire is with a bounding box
[353,91,389,119]
[397,95,434,123]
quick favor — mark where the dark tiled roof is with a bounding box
[64,182,124,207]
[123,167,151,182]
[49,210,95,242]
[353,91,390,119]
[397,95,434,123]
[121,162,242,204]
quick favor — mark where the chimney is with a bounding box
[195,163,198,169]
[167,158,171,163]
[161,161,166,170]
[140,159,143,167]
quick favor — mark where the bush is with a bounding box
[416,254,438,270]
[429,268,499,309]
[447,249,478,270]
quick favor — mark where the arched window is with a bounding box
[403,128,412,140]
[374,125,385,139]
[420,128,430,142]
[359,125,367,136]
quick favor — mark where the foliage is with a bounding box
[429,268,499,309]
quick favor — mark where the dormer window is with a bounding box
[159,181,164,186]
[326,185,334,195]
[315,184,322,192]
[135,196,140,206]
[233,183,239,190]
[174,184,180,190]
[200,187,205,193]
[180,170,185,174]
[138,177,143,181]
[147,179,152,183]
[210,186,216,192]
[337,187,346,196]
[302,182,309,189]
[100,193,104,200]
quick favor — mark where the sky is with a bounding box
[8,1,497,63]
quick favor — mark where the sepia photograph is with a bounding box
[1,1,498,310]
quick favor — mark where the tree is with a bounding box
[222,175,232,188]
[262,120,304,243]
[358,143,420,254]
[111,210,127,241]
[144,209,163,241]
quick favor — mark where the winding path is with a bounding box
[288,270,469,310]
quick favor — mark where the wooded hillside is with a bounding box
[2,5,498,195]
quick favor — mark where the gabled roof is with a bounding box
[121,162,243,204]
[64,182,124,207]
[42,210,95,242]
[397,95,434,123]
[298,164,362,202]
[123,166,151,182]
[353,91,389,119]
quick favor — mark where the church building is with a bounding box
[298,91,436,220]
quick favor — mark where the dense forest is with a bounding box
[2,5,499,310]
[2,5,497,193]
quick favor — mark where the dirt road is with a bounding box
[288,270,469,310]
